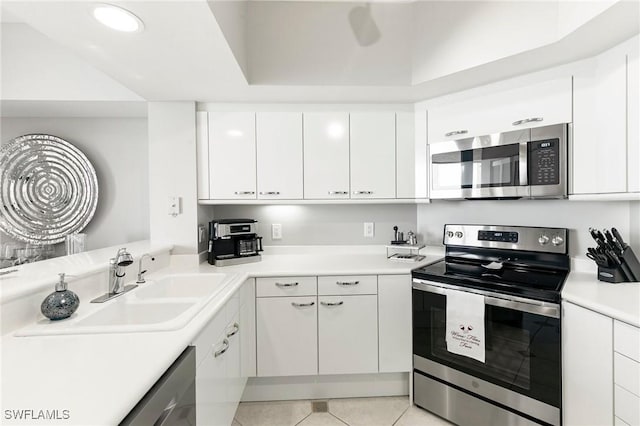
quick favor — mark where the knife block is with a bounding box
[597,247,640,283]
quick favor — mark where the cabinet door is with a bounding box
[350,112,396,199]
[225,312,243,424]
[303,113,350,199]
[240,279,256,378]
[256,296,318,377]
[196,111,210,200]
[318,295,378,375]
[562,302,613,426]
[573,47,627,194]
[628,37,640,193]
[396,111,418,199]
[378,275,411,373]
[196,331,228,426]
[256,112,303,199]
[209,112,257,199]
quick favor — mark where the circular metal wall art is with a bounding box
[0,134,98,245]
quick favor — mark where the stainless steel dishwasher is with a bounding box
[120,346,196,426]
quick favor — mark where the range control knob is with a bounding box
[446,231,454,238]
[538,235,550,245]
[454,231,464,238]
[552,235,564,246]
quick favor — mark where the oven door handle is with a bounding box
[412,279,560,319]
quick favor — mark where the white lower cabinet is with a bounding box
[318,294,378,374]
[378,275,412,372]
[195,279,255,426]
[257,295,318,377]
[562,301,613,426]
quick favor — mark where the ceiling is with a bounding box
[1,0,639,104]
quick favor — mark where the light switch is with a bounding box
[168,196,181,217]
[272,224,282,240]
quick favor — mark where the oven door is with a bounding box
[412,279,561,425]
[429,129,530,200]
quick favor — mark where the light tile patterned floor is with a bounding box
[233,396,453,426]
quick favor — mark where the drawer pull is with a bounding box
[291,301,315,307]
[336,281,360,286]
[445,130,468,137]
[259,191,280,195]
[275,282,299,287]
[234,191,255,195]
[353,191,373,195]
[512,117,543,126]
[226,322,240,338]
[214,339,230,358]
[321,301,344,307]
[328,191,349,195]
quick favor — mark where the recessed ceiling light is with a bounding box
[92,4,144,33]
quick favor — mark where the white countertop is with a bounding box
[562,263,640,327]
[1,247,442,425]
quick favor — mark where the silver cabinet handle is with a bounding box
[234,191,255,195]
[352,191,373,195]
[291,301,315,307]
[214,338,230,358]
[259,191,280,195]
[328,191,349,195]
[445,130,468,137]
[321,301,344,307]
[336,281,359,286]
[512,117,543,126]
[275,282,299,287]
[226,322,239,338]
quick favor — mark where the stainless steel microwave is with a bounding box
[429,123,569,200]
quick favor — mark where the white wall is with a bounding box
[209,204,417,246]
[0,117,149,251]
[417,200,638,259]
[148,102,199,256]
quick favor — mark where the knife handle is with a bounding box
[612,228,628,249]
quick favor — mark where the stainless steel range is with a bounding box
[412,224,570,426]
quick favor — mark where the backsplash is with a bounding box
[417,200,639,259]
[209,204,418,246]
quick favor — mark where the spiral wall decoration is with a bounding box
[0,134,98,244]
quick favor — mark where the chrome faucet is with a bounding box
[136,253,155,284]
[92,248,135,303]
[109,248,134,294]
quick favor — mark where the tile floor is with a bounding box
[233,396,453,426]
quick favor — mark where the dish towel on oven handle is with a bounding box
[445,289,486,363]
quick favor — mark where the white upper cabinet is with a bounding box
[208,112,257,199]
[303,112,350,199]
[196,111,210,200]
[427,77,572,143]
[349,112,396,199]
[573,43,627,195]
[396,111,420,199]
[628,37,640,193]
[256,112,303,200]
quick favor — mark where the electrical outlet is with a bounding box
[272,224,282,240]
[364,222,374,238]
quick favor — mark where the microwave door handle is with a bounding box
[519,142,528,186]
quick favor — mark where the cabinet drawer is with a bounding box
[615,384,640,426]
[193,308,228,368]
[615,352,640,397]
[318,275,377,295]
[616,416,631,426]
[256,276,317,297]
[615,321,640,362]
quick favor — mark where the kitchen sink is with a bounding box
[14,273,233,337]
[134,273,229,299]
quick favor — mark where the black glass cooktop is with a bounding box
[412,257,568,303]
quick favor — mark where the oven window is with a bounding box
[413,289,561,407]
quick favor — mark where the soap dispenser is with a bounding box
[41,273,80,320]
